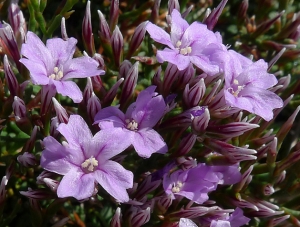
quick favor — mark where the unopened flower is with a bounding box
[95,86,168,158]
[20,31,104,103]
[41,115,133,202]
[146,9,225,74]
[179,218,197,227]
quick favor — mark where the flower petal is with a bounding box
[52,80,83,103]
[182,22,218,47]
[57,115,93,150]
[20,31,54,73]
[170,9,189,45]
[94,160,133,202]
[132,88,166,128]
[132,129,168,158]
[94,106,126,128]
[57,169,95,200]
[157,48,190,71]
[19,58,50,85]
[189,55,220,76]
[92,128,132,161]
[41,136,79,175]
[46,37,77,65]
[146,22,173,48]
[63,56,104,80]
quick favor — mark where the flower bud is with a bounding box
[170,206,212,219]
[13,96,26,119]
[93,53,105,70]
[109,0,119,30]
[20,188,56,200]
[17,152,37,167]
[43,178,59,193]
[182,5,194,19]
[152,66,162,92]
[263,184,275,196]
[98,10,111,41]
[52,97,69,124]
[183,78,206,108]
[0,22,21,70]
[175,133,197,156]
[191,107,210,135]
[130,207,151,227]
[267,215,290,226]
[82,1,95,56]
[103,78,124,107]
[50,117,60,138]
[151,0,161,23]
[119,62,139,109]
[40,85,56,116]
[61,17,68,40]
[268,48,286,71]
[168,0,180,15]
[4,55,19,97]
[111,25,123,67]
[0,176,8,205]
[87,92,101,121]
[237,0,248,22]
[127,22,148,58]
[8,1,27,36]
[233,165,254,192]
[163,63,181,96]
[111,207,122,227]
[83,77,93,104]
[119,60,132,80]
[134,175,161,200]
[156,195,172,214]
[203,0,228,30]
[176,156,197,170]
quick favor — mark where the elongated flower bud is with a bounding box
[0,176,8,205]
[183,78,206,108]
[17,152,37,167]
[127,22,148,58]
[61,17,68,40]
[8,1,27,36]
[111,26,123,67]
[109,0,119,30]
[93,53,105,70]
[52,97,69,124]
[87,92,101,121]
[130,207,151,227]
[111,207,122,227]
[237,0,248,22]
[98,10,111,41]
[151,0,161,23]
[233,165,254,192]
[43,178,59,193]
[191,108,210,135]
[20,188,56,200]
[82,1,95,56]
[156,195,172,214]
[4,55,19,97]
[163,63,181,96]
[119,62,139,109]
[13,96,26,119]
[176,133,197,156]
[206,122,260,139]
[103,78,124,107]
[134,175,161,200]
[203,0,228,30]
[168,0,180,15]
[0,22,21,70]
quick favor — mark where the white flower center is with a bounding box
[171,181,184,193]
[49,67,63,80]
[228,79,245,97]
[81,156,98,172]
[176,40,192,55]
[125,119,138,131]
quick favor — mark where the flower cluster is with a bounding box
[1,0,300,226]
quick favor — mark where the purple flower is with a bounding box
[145,9,226,74]
[216,49,283,121]
[94,86,168,158]
[20,31,104,103]
[40,115,133,202]
[163,163,241,204]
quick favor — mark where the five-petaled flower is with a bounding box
[163,163,241,204]
[20,31,104,103]
[94,86,168,158]
[40,115,133,202]
[214,50,283,121]
[145,9,226,74]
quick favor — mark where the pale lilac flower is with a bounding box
[94,86,168,158]
[146,9,226,74]
[215,49,283,121]
[163,163,241,204]
[40,115,133,202]
[20,31,104,103]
